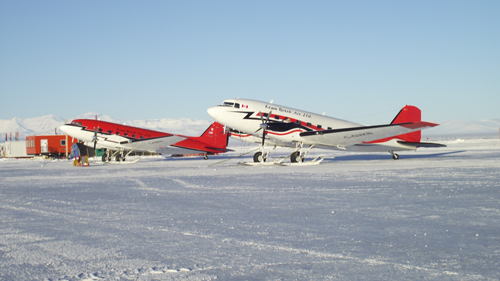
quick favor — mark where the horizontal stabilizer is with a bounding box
[397,141,447,148]
[205,147,234,152]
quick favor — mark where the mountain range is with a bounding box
[1,113,499,141]
[0,113,211,141]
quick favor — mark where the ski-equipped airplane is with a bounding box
[60,119,229,162]
[207,98,445,164]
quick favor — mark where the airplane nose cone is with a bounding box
[207,106,219,119]
[59,125,69,134]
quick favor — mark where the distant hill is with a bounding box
[0,114,65,139]
[0,112,211,141]
[0,113,498,141]
[424,119,500,136]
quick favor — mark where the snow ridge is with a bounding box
[1,113,499,141]
[0,112,211,140]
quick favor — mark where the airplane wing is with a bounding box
[299,122,438,148]
[123,135,187,153]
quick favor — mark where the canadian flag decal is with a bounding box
[242,104,249,108]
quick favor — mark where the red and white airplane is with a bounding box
[60,119,229,161]
[207,98,445,163]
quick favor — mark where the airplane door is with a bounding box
[41,139,48,154]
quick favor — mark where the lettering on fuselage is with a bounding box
[108,127,152,138]
[344,132,373,139]
[265,105,312,119]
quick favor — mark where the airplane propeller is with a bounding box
[255,111,272,147]
[92,127,99,151]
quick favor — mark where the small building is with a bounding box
[0,141,29,158]
[26,135,79,158]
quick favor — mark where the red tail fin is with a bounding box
[391,105,421,142]
[197,122,229,149]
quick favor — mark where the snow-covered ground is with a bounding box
[1,136,499,280]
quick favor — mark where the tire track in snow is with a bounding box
[157,227,484,279]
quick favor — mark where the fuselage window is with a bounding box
[132,135,136,138]
[98,128,103,133]
[328,127,332,130]
[116,132,120,135]
[107,130,112,134]
[296,120,301,124]
[124,133,128,136]
[317,125,322,129]
[307,122,312,127]
[274,115,280,120]
[140,136,144,139]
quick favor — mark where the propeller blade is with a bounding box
[93,127,99,151]
[261,128,266,146]
[258,110,272,147]
[259,111,264,123]
[265,111,272,123]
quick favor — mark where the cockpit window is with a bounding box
[71,121,82,126]
[234,103,240,108]
[223,102,234,107]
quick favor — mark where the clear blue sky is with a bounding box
[1,1,499,124]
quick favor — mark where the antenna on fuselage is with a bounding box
[270,100,274,104]
[322,112,326,116]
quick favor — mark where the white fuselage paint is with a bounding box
[207,98,419,152]
[59,124,187,154]
[60,125,130,150]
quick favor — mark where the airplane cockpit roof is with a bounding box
[222,100,240,108]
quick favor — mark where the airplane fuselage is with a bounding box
[207,98,428,152]
[60,119,229,156]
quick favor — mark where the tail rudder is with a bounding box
[391,105,421,124]
[198,122,229,149]
[391,105,421,142]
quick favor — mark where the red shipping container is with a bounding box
[26,135,79,158]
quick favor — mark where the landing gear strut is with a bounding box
[290,143,314,163]
[290,151,303,163]
[253,146,276,162]
[253,151,266,162]
[389,151,399,160]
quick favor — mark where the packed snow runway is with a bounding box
[1,136,499,280]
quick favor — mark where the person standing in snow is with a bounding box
[69,142,80,166]
[76,141,89,166]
